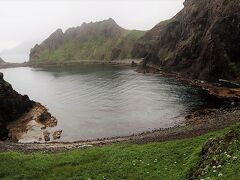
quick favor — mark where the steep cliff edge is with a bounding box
[132,0,240,81]
[0,72,33,139]
[0,73,57,141]
[30,18,145,63]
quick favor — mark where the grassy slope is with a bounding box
[35,30,145,63]
[1,125,240,179]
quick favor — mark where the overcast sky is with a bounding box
[0,0,184,62]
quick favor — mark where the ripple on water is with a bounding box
[1,65,212,142]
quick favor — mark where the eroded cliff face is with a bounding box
[132,0,240,81]
[0,73,58,142]
[0,72,33,140]
[30,18,145,62]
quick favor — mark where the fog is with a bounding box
[0,0,184,63]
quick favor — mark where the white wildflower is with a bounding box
[213,166,217,169]
[218,173,223,177]
[217,165,222,168]
[233,156,238,160]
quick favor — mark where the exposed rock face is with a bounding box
[0,72,33,140]
[132,0,240,81]
[0,57,5,65]
[30,29,64,61]
[0,73,58,141]
[30,18,145,62]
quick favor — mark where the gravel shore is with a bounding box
[1,107,240,153]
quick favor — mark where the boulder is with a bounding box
[43,131,50,141]
[52,130,62,140]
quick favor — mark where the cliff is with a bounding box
[30,18,145,63]
[132,0,240,81]
[0,73,57,141]
[0,72,33,140]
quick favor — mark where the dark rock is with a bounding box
[132,0,240,81]
[43,131,50,141]
[38,112,51,122]
[0,75,33,140]
[52,130,62,140]
[0,72,3,79]
[0,126,8,140]
[131,61,137,67]
[218,79,240,88]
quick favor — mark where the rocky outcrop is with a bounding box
[30,18,145,62]
[0,73,57,141]
[132,0,240,81]
[0,72,33,140]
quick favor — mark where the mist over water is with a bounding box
[1,65,211,141]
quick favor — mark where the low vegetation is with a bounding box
[1,124,240,179]
[30,19,145,63]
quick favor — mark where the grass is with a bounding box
[2,125,240,179]
[192,125,240,180]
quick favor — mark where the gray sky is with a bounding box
[0,0,184,62]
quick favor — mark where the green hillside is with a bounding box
[29,19,145,63]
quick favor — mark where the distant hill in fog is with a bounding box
[0,41,37,63]
[0,57,5,64]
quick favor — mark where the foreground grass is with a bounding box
[0,126,240,179]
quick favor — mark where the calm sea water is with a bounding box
[1,65,213,141]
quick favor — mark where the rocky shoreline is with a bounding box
[6,103,58,143]
[0,62,28,69]
[1,106,240,153]
[137,65,240,102]
[0,59,142,70]
[0,72,58,143]
[28,59,142,68]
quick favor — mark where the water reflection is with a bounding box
[1,65,217,141]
